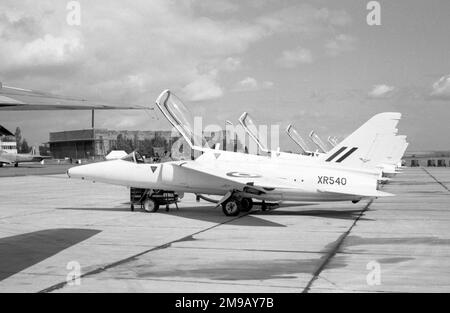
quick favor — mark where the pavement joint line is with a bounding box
[301,199,374,293]
[422,168,450,193]
[0,209,55,221]
[107,277,301,289]
[173,246,325,254]
[38,211,253,293]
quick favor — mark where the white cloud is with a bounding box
[325,34,356,57]
[222,57,242,72]
[0,1,352,106]
[276,47,313,68]
[257,5,351,34]
[368,84,396,99]
[262,81,274,89]
[430,75,450,100]
[193,0,240,14]
[182,74,224,101]
[237,77,258,90]
[17,33,83,65]
[233,77,274,92]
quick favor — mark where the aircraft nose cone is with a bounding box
[67,165,88,180]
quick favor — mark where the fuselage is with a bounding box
[68,151,380,203]
[0,150,46,165]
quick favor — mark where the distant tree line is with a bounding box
[110,133,170,157]
[12,127,50,156]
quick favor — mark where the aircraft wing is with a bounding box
[177,161,300,194]
[0,84,146,110]
[317,186,394,198]
[0,156,12,164]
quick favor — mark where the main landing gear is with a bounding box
[221,197,253,216]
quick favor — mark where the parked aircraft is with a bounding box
[309,131,332,153]
[243,114,407,178]
[0,123,50,167]
[285,122,407,179]
[285,124,320,156]
[328,136,339,147]
[0,146,50,167]
[67,90,402,216]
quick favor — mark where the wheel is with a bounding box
[14,163,18,168]
[240,198,253,212]
[142,198,159,212]
[222,200,241,216]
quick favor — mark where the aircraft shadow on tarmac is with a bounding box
[0,228,101,281]
[252,208,374,221]
[58,202,371,226]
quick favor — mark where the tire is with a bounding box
[222,200,241,216]
[14,163,18,168]
[240,198,253,212]
[143,198,159,212]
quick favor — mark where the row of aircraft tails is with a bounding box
[67,90,409,216]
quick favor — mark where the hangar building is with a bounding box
[48,128,238,160]
[49,129,177,159]
[403,151,450,167]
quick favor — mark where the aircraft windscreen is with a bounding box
[121,151,145,163]
[157,91,208,148]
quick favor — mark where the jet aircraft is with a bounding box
[68,90,404,216]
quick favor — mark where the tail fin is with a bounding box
[320,112,402,167]
[0,124,14,136]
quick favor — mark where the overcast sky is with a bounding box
[1,0,449,151]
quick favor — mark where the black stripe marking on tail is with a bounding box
[325,146,347,162]
[336,147,358,163]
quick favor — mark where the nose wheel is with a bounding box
[142,198,159,212]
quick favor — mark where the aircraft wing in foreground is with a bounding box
[0,83,146,110]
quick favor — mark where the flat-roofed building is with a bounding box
[403,151,450,167]
[49,129,177,159]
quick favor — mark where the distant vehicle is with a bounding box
[105,150,128,160]
[67,90,404,216]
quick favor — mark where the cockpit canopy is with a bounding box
[238,112,269,152]
[155,90,209,149]
[286,124,312,154]
[121,151,145,163]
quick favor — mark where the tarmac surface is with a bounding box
[0,166,449,292]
